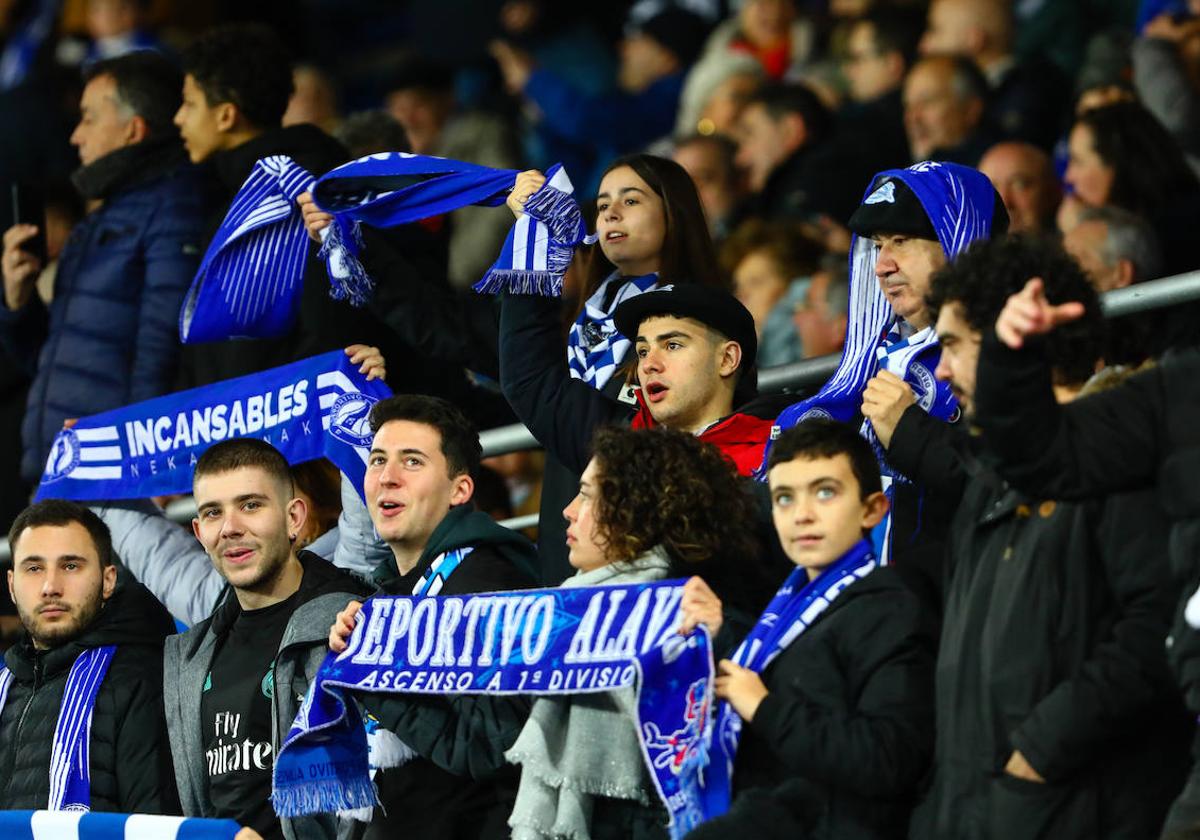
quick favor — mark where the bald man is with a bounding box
[978,141,1060,233]
[903,55,996,164]
[918,0,1068,148]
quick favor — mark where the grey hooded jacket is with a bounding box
[163,551,375,839]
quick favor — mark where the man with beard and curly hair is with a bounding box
[885,235,1189,839]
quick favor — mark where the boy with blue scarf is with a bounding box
[681,419,935,839]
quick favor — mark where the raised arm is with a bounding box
[975,279,1166,499]
[94,500,225,626]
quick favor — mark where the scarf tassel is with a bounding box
[320,218,374,307]
[523,179,587,245]
[272,775,379,819]
[474,266,567,297]
[472,176,589,298]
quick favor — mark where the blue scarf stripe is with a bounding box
[567,273,659,388]
[48,646,116,812]
[0,646,116,813]
[0,811,243,839]
[180,155,318,344]
[34,351,392,503]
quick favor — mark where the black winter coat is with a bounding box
[689,567,937,840]
[892,403,1190,840]
[0,579,178,812]
[975,340,1200,718]
[0,141,205,482]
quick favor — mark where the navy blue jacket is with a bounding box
[0,149,204,482]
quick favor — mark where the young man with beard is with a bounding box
[327,394,538,840]
[163,438,373,840]
[1,500,176,812]
[882,235,1189,838]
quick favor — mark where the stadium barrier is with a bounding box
[0,267,1197,563]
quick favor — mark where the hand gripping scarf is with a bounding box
[312,153,595,300]
[33,350,391,504]
[763,162,998,555]
[181,153,594,344]
[272,581,721,838]
[703,541,878,817]
[0,646,117,812]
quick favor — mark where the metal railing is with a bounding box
[477,267,1198,459]
[2,268,1199,565]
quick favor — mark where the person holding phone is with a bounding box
[0,50,204,486]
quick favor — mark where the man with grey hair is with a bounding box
[1065,205,1164,365]
[0,50,204,486]
[1064,205,1163,293]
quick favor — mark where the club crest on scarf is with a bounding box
[34,351,391,503]
[327,393,379,449]
[762,161,999,558]
[180,156,316,344]
[272,581,721,839]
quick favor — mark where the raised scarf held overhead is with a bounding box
[180,156,316,344]
[704,541,878,817]
[312,153,595,300]
[181,153,593,343]
[33,350,391,503]
[0,646,117,812]
[272,581,720,839]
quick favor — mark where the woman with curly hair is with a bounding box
[506,425,766,840]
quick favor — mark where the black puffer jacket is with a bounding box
[690,567,937,840]
[0,579,178,812]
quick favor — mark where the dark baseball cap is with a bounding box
[847,177,939,240]
[613,284,757,368]
[848,175,1010,241]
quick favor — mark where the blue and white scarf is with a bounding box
[705,541,878,816]
[567,272,659,389]
[0,645,117,811]
[272,581,718,838]
[311,153,595,300]
[180,156,316,344]
[763,162,998,554]
[0,811,242,839]
[412,547,474,596]
[34,350,391,503]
